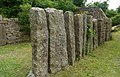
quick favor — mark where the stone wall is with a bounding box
[30,7,112,77]
[0,15,30,46]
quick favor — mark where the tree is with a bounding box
[87,1,109,12]
[112,14,120,26]
[117,6,120,13]
[106,9,118,18]
[73,0,87,7]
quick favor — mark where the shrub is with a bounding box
[18,3,31,35]
[111,14,120,26]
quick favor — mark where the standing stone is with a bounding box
[87,15,93,53]
[74,14,83,60]
[97,18,103,45]
[103,17,106,42]
[57,10,68,69]
[64,11,75,65]
[93,19,98,49]
[0,23,6,46]
[82,15,87,57]
[30,7,48,77]
[45,8,68,73]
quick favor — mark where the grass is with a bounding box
[52,31,120,77]
[0,31,120,77]
[0,42,32,77]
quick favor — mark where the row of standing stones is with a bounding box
[29,7,112,77]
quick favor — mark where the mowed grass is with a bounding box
[0,31,120,77]
[0,42,32,77]
[53,31,120,77]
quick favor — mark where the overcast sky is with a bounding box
[86,0,120,10]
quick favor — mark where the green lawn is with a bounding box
[0,42,32,77]
[0,31,120,77]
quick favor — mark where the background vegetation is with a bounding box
[0,0,120,34]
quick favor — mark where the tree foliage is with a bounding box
[87,0,109,12]
[111,14,120,26]
[0,0,87,34]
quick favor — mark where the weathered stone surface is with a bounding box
[30,7,48,77]
[86,15,93,54]
[64,11,75,65]
[93,19,98,49]
[82,14,87,57]
[45,8,68,73]
[105,18,112,41]
[0,15,2,20]
[56,10,68,70]
[74,14,83,60]
[0,24,6,46]
[97,18,104,45]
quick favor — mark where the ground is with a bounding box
[0,31,120,77]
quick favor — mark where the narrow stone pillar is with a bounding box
[57,10,68,69]
[82,15,87,57]
[87,15,93,53]
[45,8,68,73]
[97,18,103,45]
[64,11,75,65]
[30,7,48,77]
[93,19,98,49]
[74,14,83,60]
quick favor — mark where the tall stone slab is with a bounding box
[74,14,83,60]
[82,15,87,57]
[97,18,103,45]
[45,8,68,73]
[30,7,48,77]
[64,11,75,65]
[57,10,68,69]
[93,19,98,49]
[87,15,93,53]
[0,23,6,46]
[103,17,106,42]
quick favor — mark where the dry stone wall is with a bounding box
[30,7,112,77]
[0,15,30,46]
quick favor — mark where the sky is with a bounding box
[86,0,120,10]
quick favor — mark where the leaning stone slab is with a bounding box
[86,15,93,54]
[93,19,98,49]
[56,10,68,69]
[30,7,48,77]
[82,14,87,57]
[64,11,75,65]
[97,18,104,45]
[45,8,68,73]
[74,14,83,60]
